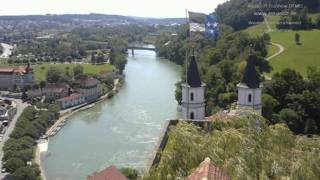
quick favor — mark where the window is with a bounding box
[190,92,194,101]
[190,112,195,120]
[248,94,252,103]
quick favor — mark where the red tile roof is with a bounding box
[87,166,128,180]
[187,158,230,180]
[0,66,30,74]
[56,93,84,102]
[74,77,101,88]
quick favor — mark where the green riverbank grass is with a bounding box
[33,63,115,82]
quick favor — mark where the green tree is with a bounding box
[46,67,64,83]
[3,158,25,173]
[12,166,38,180]
[120,168,139,180]
[262,94,279,122]
[295,33,300,45]
[175,82,182,105]
[279,108,301,133]
[73,65,84,79]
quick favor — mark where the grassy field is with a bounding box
[33,63,115,82]
[243,16,280,37]
[268,29,320,76]
[267,44,279,57]
[243,14,320,76]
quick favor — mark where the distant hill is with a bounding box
[0,13,185,26]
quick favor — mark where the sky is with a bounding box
[0,0,228,18]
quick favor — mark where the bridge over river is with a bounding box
[82,40,155,52]
[128,46,156,55]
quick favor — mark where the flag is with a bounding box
[188,11,219,39]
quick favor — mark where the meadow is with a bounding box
[33,63,115,82]
[268,29,320,76]
[243,15,320,76]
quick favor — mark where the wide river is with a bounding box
[42,49,181,180]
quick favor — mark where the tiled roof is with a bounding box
[187,158,230,180]
[28,87,66,95]
[56,93,84,102]
[74,77,101,88]
[0,66,30,74]
[87,166,128,180]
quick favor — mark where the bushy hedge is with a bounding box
[2,105,60,179]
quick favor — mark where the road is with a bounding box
[0,98,29,178]
[0,43,13,58]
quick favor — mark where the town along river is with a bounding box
[42,49,181,180]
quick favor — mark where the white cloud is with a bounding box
[0,0,227,17]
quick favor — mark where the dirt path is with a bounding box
[266,42,285,61]
[263,16,285,80]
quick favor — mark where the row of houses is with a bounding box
[0,64,108,109]
[27,76,103,109]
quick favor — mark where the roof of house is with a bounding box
[187,158,230,180]
[74,77,101,88]
[28,87,67,96]
[0,66,31,74]
[187,55,202,87]
[241,55,261,89]
[87,166,128,180]
[56,93,84,102]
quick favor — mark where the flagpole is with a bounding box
[185,9,190,120]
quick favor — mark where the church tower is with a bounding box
[237,54,262,114]
[181,55,206,120]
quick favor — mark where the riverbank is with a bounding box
[44,78,122,138]
[41,50,180,179]
[35,78,123,179]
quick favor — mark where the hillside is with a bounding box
[268,29,320,76]
[145,115,320,179]
[243,15,320,76]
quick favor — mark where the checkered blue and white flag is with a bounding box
[188,11,220,40]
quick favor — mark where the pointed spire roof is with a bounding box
[187,55,202,87]
[241,54,261,88]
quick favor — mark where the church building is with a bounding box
[237,54,262,114]
[181,55,206,120]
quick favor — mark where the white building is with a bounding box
[181,55,206,120]
[0,64,34,90]
[56,93,86,109]
[237,54,262,114]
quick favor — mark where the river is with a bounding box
[41,49,181,180]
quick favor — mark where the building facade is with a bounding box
[56,93,86,109]
[181,55,206,120]
[27,83,70,101]
[0,65,34,90]
[237,54,262,114]
[73,77,103,102]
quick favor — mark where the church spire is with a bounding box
[187,55,202,87]
[241,53,260,88]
